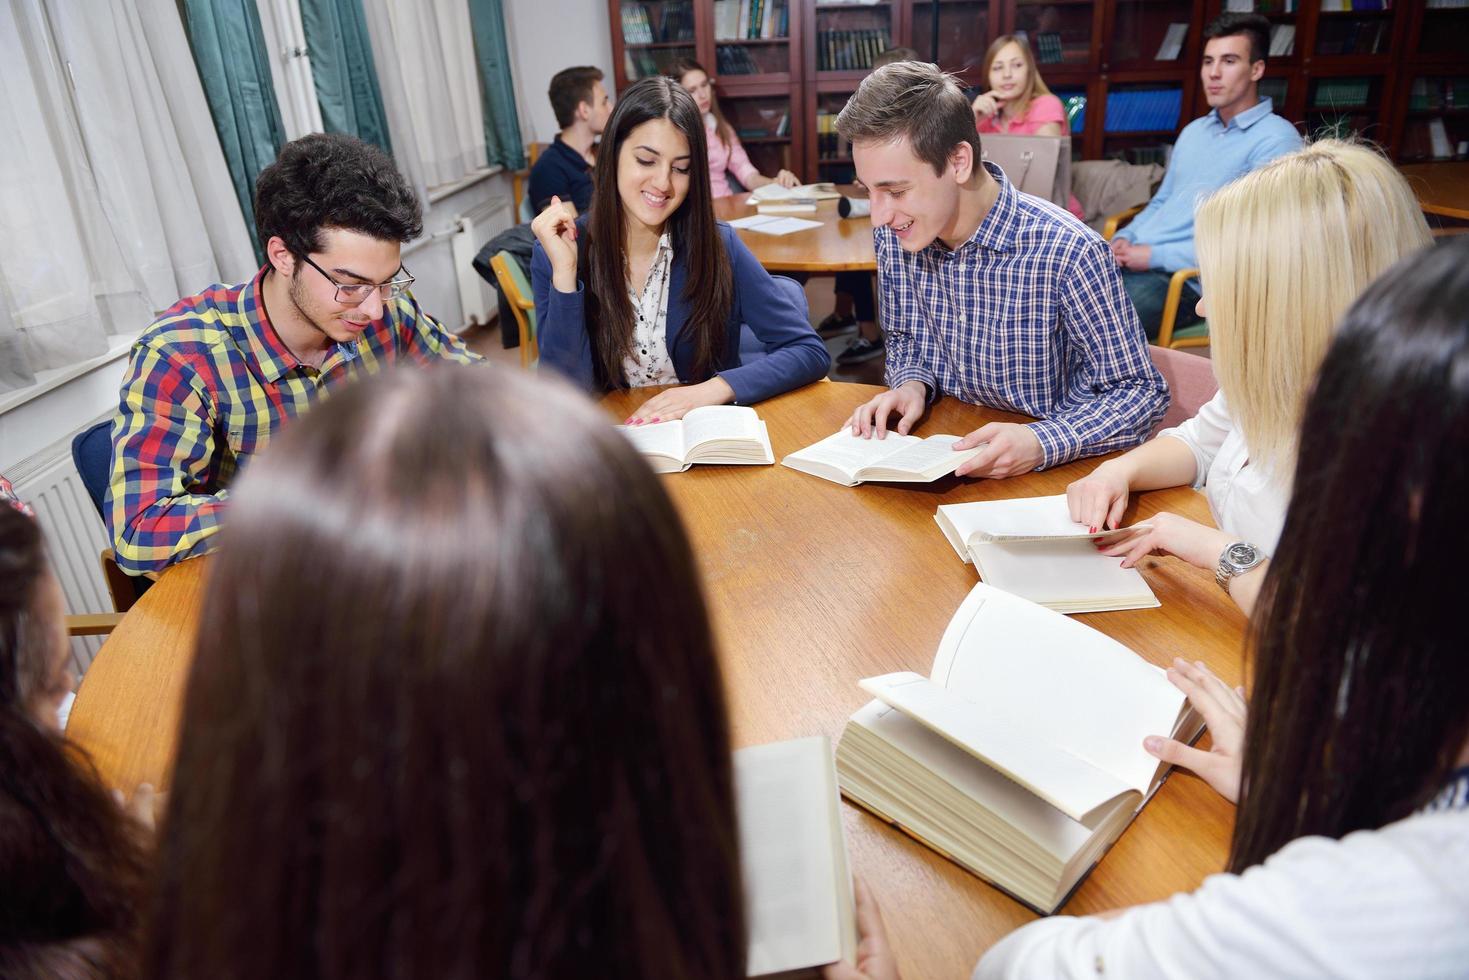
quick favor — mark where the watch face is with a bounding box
[1227,543,1258,566]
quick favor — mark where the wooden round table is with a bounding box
[714,186,876,272]
[68,381,1245,978]
[1400,161,1469,221]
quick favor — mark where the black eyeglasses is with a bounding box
[300,253,415,305]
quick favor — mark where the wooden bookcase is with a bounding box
[607,0,1465,181]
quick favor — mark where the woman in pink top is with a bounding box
[971,35,1084,219]
[673,59,799,198]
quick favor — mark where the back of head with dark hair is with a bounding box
[1203,11,1272,62]
[0,508,148,978]
[548,65,605,129]
[585,76,732,389]
[253,133,423,261]
[1231,236,1469,872]
[835,61,982,176]
[147,366,746,980]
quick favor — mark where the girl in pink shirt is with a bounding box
[971,35,1084,219]
[673,60,798,199]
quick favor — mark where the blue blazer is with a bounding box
[531,221,830,404]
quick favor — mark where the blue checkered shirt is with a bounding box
[878,163,1169,468]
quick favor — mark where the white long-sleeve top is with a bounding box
[1155,391,1289,554]
[974,773,1469,980]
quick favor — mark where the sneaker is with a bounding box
[837,336,885,365]
[817,311,857,336]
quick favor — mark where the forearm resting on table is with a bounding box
[1105,435,1197,491]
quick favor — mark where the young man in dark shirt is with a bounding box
[527,66,613,215]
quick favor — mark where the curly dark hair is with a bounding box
[253,133,423,260]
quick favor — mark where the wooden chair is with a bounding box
[489,252,538,369]
[67,613,124,637]
[1102,205,1208,350]
[509,142,550,224]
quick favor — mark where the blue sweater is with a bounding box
[531,221,831,404]
[1114,97,1302,272]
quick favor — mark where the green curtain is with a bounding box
[181,0,287,260]
[299,0,394,155]
[467,0,525,170]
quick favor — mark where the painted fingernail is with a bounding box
[1143,736,1163,753]
[1089,526,1097,534]
[651,416,661,423]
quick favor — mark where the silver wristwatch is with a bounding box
[1215,541,1264,591]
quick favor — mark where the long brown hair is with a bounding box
[671,58,733,149]
[146,366,746,979]
[584,75,732,387]
[1230,237,1469,872]
[0,507,148,978]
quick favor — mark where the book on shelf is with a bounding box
[749,182,842,202]
[1034,31,1064,64]
[1154,23,1189,60]
[616,405,773,473]
[781,429,984,487]
[817,28,891,71]
[717,45,761,75]
[934,495,1158,614]
[737,736,857,979]
[835,582,1204,914]
[1268,23,1296,56]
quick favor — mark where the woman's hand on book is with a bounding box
[1094,511,1231,571]
[953,422,1043,479]
[823,877,901,980]
[775,169,801,189]
[625,377,735,425]
[1144,657,1246,804]
[848,381,927,439]
[531,195,579,293]
[1066,461,1133,531]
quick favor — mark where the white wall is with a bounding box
[504,0,615,146]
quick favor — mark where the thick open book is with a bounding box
[615,405,774,474]
[748,182,843,203]
[782,429,984,487]
[736,736,858,979]
[835,583,1202,914]
[935,494,1158,614]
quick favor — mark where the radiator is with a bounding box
[8,416,114,676]
[450,197,511,328]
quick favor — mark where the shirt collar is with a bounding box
[552,134,592,172]
[238,266,361,382]
[1209,96,1274,131]
[923,161,1018,258]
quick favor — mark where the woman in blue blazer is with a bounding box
[530,76,829,424]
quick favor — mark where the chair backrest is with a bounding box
[490,251,538,369]
[70,419,113,520]
[1147,345,1219,437]
[981,135,1071,210]
[526,141,548,167]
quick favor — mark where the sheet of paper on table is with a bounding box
[728,214,824,236]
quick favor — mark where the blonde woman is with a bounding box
[1066,140,1431,616]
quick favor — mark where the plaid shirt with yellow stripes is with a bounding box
[105,267,481,576]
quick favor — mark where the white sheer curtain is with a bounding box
[257,0,326,140]
[0,0,256,395]
[361,0,488,199]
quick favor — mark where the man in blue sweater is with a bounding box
[1111,13,1302,339]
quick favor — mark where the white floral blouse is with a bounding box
[621,232,679,387]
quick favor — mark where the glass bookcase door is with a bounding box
[1313,5,1394,58]
[1014,0,1092,69]
[1400,76,1469,162]
[722,95,795,177]
[1417,3,1469,58]
[813,0,894,74]
[815,91,856,182]
[1102,83,1183,164]
[1109,0,1193,68]
[620,0,696,81]
[714,0,793,76]
[911,0,990,88]
[1306,75,1383,142]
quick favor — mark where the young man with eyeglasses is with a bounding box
[106,133,480,576]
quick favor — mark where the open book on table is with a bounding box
[748,182,843,203]
[737,736,858,979]
[835,583,1202,914]
[782,429,984,487]
[615,405,773,474]
[935,494,1158,614]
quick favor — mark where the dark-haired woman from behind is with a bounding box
[966,237,1469,977]
[531,75,829,425]
[0,506,152,978]
[146,366,747,978]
